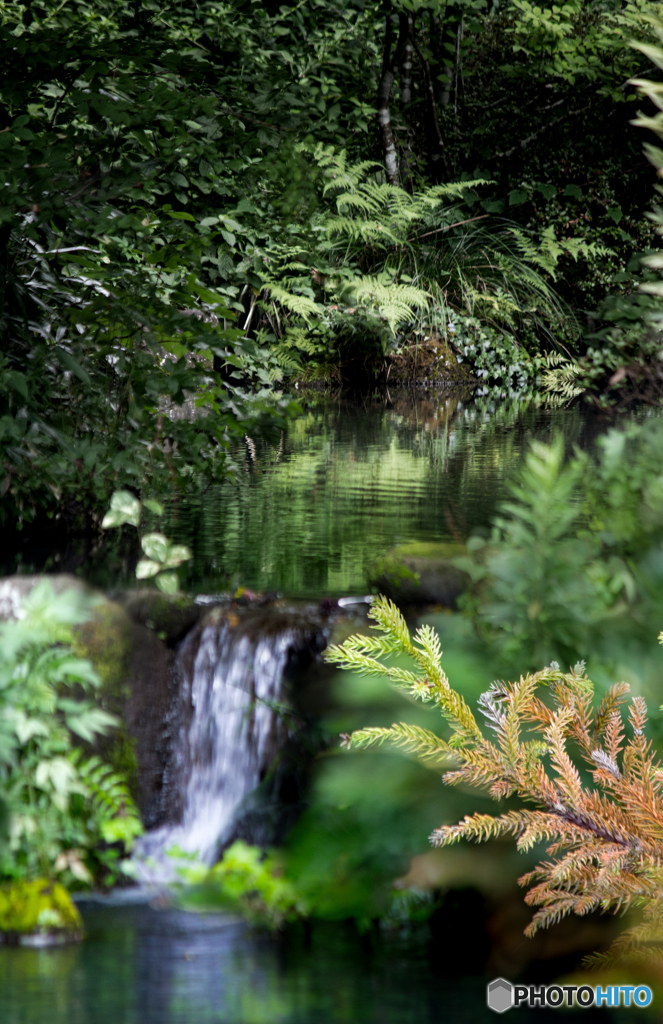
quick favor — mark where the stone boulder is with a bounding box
[112,589,204,647]
[367,541,469,607]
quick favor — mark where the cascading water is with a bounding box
[134,605,325,883]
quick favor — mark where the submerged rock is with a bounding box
[0,878,83,946]
[368,541,469,607]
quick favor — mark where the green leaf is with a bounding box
[102,490,141,528]
[164,208,195,221]
[164,544,192,568]
[101,509,127,529]
[536,183,557,200]
[563,184,583,199]
[141,532,169,562]
[143,499,164,516]
[156,571,180,594]
[35,757,78,795]
[100,816,143,845]
[66,707,118,741]
[136,559,162,579]
[54,347,91,385]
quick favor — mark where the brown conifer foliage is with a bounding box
[326,596,663,965]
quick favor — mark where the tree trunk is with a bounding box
[399,13,415,185]
[377,11,398,184]
[400,13,413,110]
[412,36,450,182]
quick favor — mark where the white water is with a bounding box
[134,611,298,883]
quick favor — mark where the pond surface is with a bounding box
[0,901,639,1024]
[6,390,608,593]
[165,391,599,597]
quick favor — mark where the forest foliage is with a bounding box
[2,0,663,539]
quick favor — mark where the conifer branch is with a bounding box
[325,600,663,964]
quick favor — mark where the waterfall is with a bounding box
[133,605,325,883]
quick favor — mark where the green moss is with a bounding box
[118,590,201,646]
[367,541,470,607]
[369,556,420,589]
[73,599,139,795]
[0,879,82,936]
[106,732,139,798]
[387,541,466,560]
[368,543,466,589]
[74,600,133,701]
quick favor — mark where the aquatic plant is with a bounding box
[326,595,663,965]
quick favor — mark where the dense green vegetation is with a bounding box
[0,581,142,927]
[2,0,663,543]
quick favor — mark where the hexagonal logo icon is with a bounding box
[487,978,513,1014]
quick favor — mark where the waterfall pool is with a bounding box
[7,391,606,592]
[0,898,635,1024]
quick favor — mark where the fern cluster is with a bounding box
[0,581,143,887]
[254,145,585,380]
[327,596,663,965]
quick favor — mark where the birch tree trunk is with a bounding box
[399,13,414,185]
[377,11,398,184]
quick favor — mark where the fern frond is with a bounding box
[431,809,533,846]
[72,752,143,850]
[265,282,320,321]
[541,353,586,398]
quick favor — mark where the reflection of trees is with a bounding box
[169,394,591,597]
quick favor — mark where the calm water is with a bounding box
[7,391,604,593]
[0,901,638,1024]
[165,392,598,597]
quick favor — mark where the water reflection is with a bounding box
[170,392,595,597]
[0,903,634,1023]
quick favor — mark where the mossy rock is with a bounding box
[116,589,203,646]
[73,598,139,793]
[74,598,134,699]
[368,542,469,608]
[0,879,83,945]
